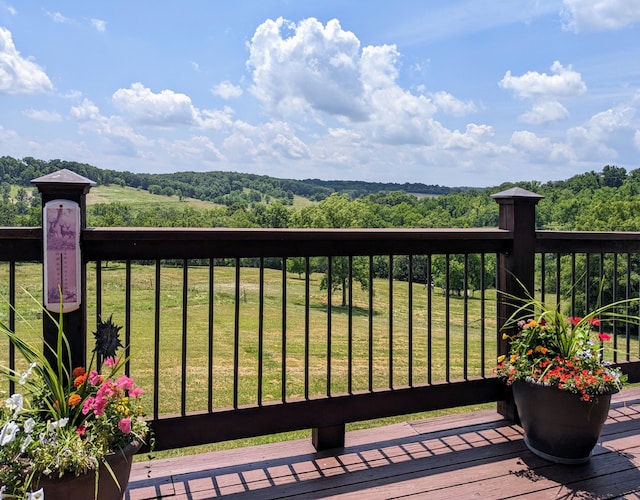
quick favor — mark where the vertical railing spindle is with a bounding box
[408,255,413,387]
[257,258,264,405]
[388,254,394,388]
[181,260,188,416]
[208,260,214,412]
[153,260,161,419]
[281,259,287,403]
[233,259,240,409]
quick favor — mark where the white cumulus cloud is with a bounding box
[46,11,70,24]
[562,0,640,32]
[247,17,478,150]
[71,98,150,156]
[500,61,586,124]
[499,61,586,100]
[0,27,53,95]
[430,91,477,116]
[211,81,243,99]
[520,101,570,124]
[112,83,200,126]
[510,130,575,162]
[23,109,63,122]
[71,98,102,122]
[91,19,107,32]
[248,17,368,121]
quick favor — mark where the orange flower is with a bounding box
[72,367,86,377]
[74,373,87,387]
[68,393,82,407]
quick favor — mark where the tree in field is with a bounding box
[319,256,369,307]
[292,194,377,305]
[430,254,495,296]
[286,257,306,279]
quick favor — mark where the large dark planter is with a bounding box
[35,440,141,500]
[513,380,613,465]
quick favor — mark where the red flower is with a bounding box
[598,332,611,341]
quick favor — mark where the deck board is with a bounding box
[127,387,640,499]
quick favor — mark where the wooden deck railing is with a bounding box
[0,172,638,454]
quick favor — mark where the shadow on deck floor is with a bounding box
[127,387,640,499]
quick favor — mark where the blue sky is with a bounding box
[0,1,639,187]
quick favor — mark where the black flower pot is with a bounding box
[35,440,141,500]
[512,379,613,464]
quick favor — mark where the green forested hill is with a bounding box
[0,156,460,206]
[1,155,639,232]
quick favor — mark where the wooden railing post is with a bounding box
[312,423,345,451]
[32,169,96,372]
[491,187,543,422]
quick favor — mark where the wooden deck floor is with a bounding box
[127,387,640,499]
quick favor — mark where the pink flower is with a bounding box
[104,357,119,369]
[116,375,135,391]
[76,425,86,436]
[118,417,131,434]
[82,396,95,415]
[89,370,102,386]
[130,387,144,398]
[97,383,115,400]
[92,396,108,416]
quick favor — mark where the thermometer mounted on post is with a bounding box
[43,199,82,313]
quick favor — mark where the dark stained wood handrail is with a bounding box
[82,227,512,259]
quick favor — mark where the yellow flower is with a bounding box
[501,332,509,340]
[497,355,506,363]
[526,319,538,328]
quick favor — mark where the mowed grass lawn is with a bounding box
[1,260,501,456]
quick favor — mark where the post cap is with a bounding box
[31,169,97,188]
[491,187,544,201]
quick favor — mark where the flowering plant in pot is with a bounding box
[496,290,638,463]
[0,308,149,499]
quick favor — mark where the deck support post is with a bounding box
[492,187,543,423]
[312,423,345,451]
[31,169,96,372]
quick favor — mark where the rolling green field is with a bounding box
[86,184,220,210]
[0,260,499,457]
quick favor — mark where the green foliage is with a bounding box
[0,301,148,498]
[496,287,639,400]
